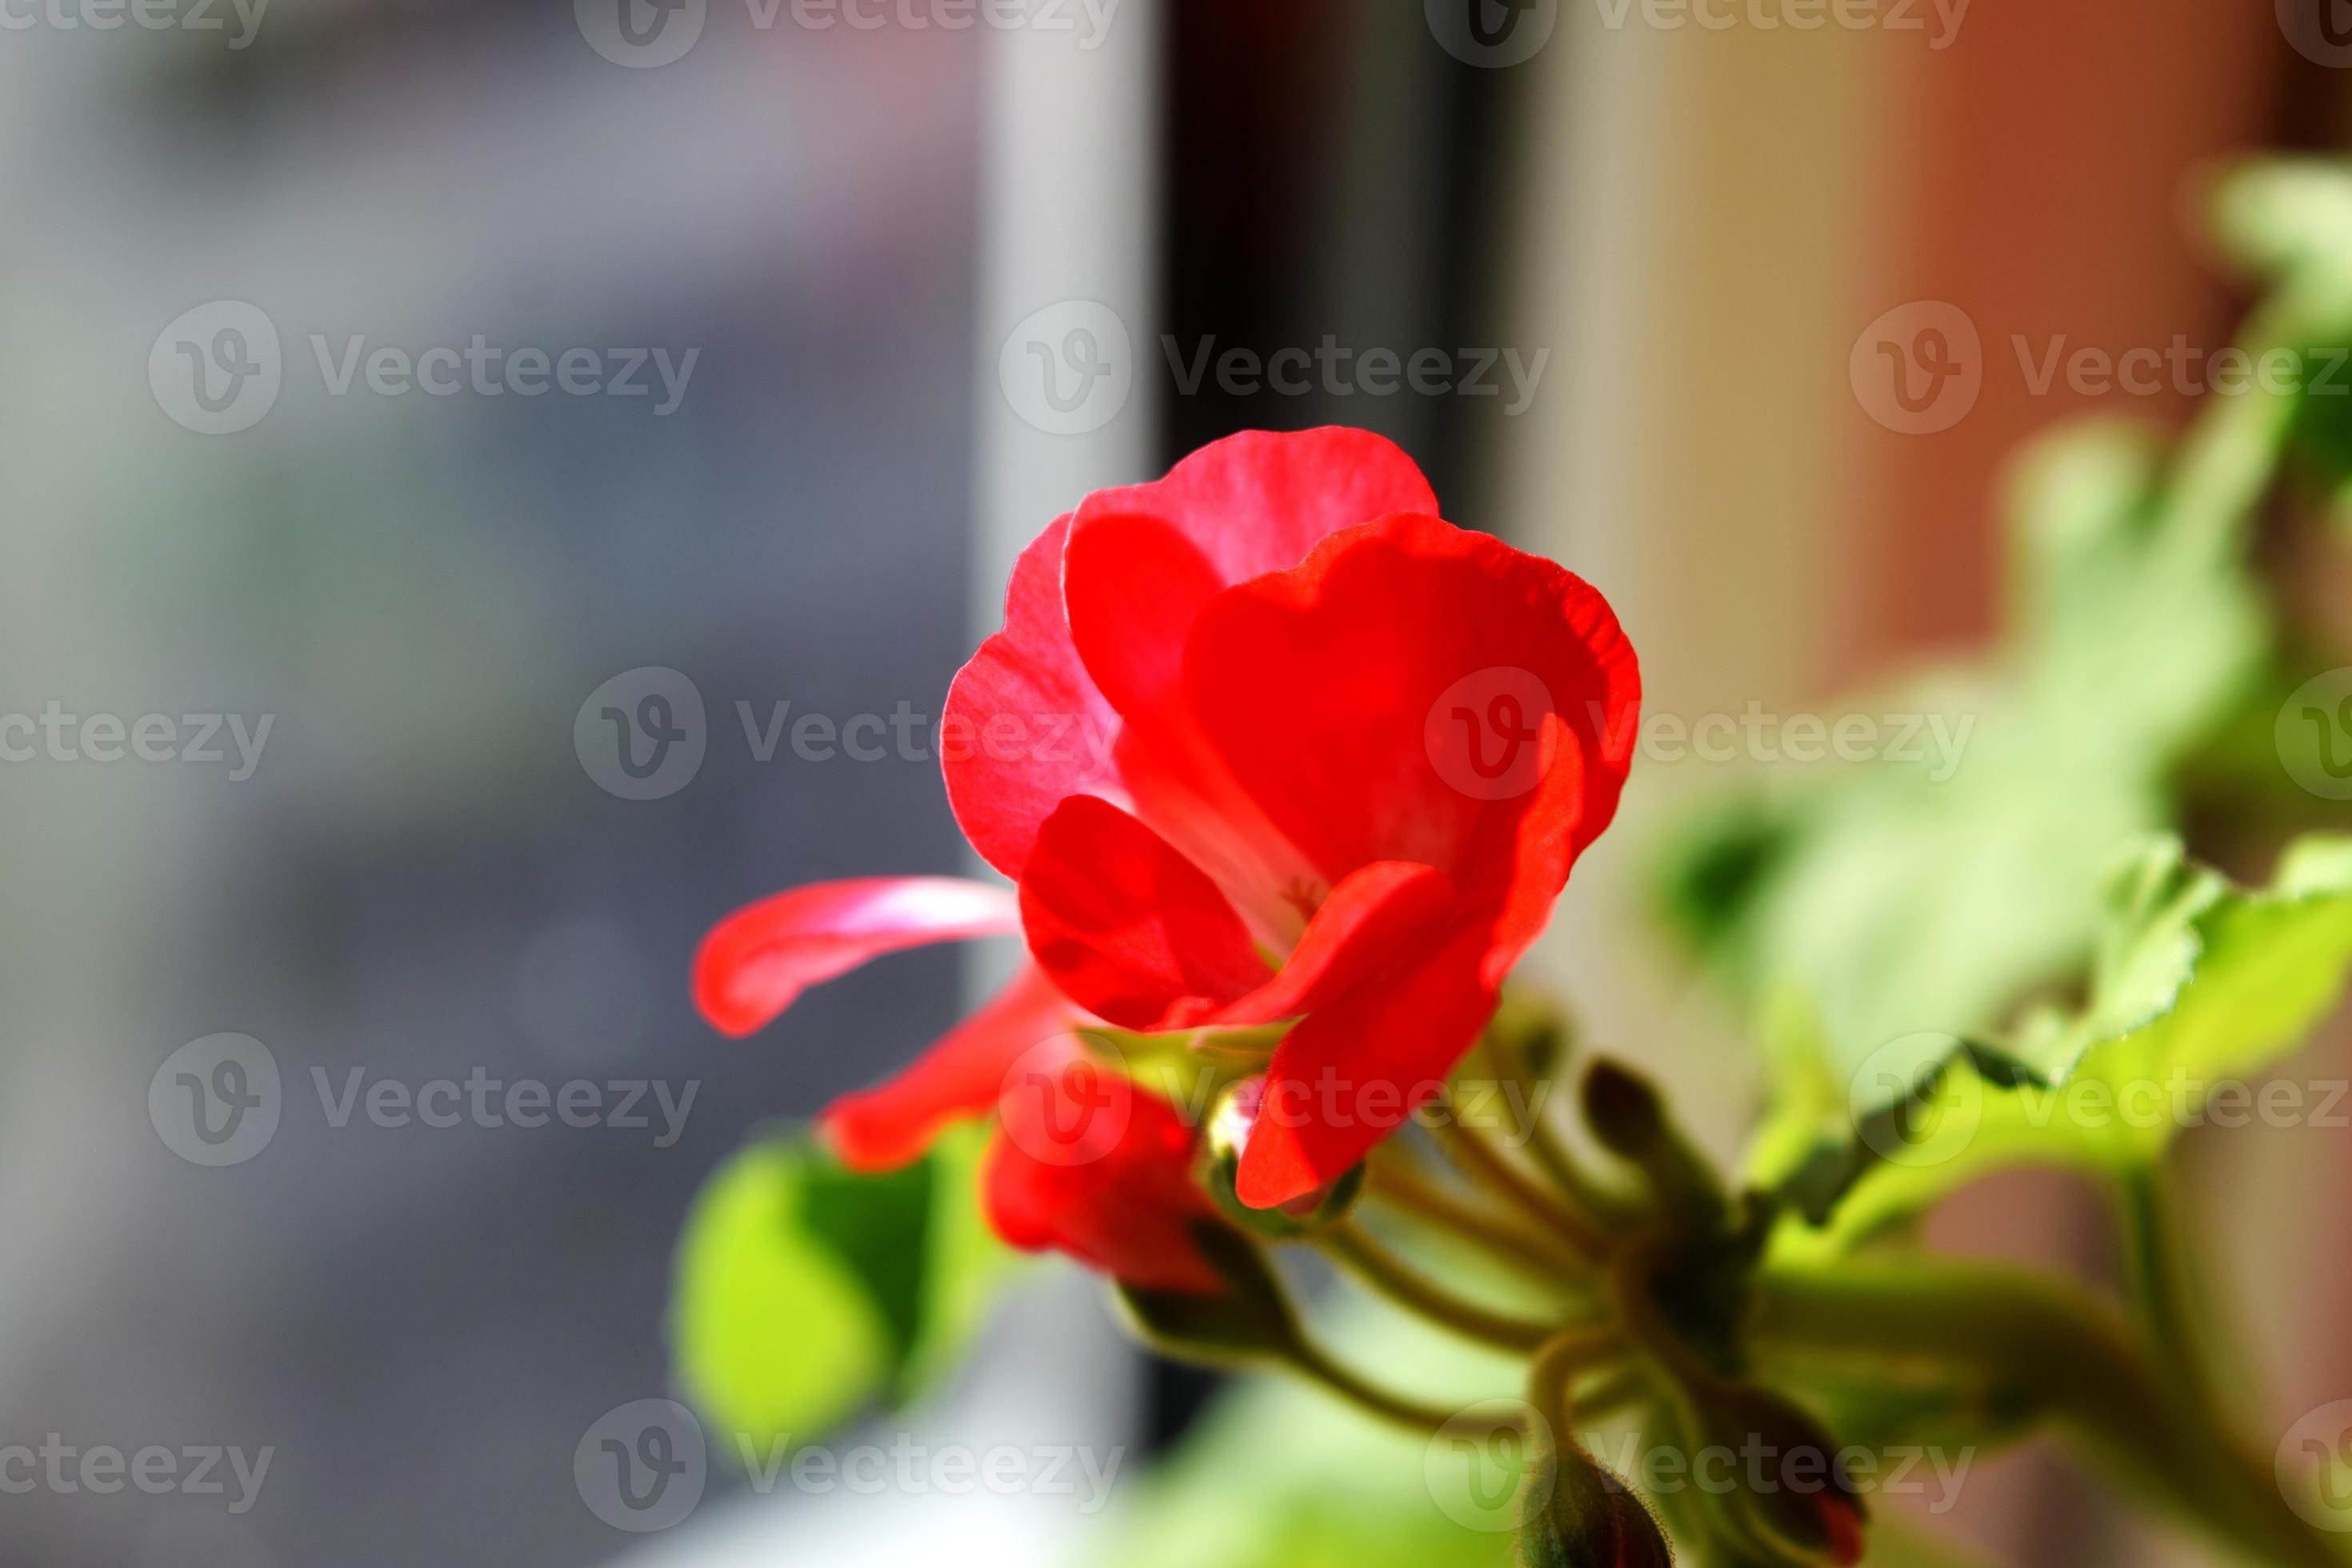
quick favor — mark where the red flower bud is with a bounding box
[1520,1448,1675,1567]
[981,1058,1227,1296]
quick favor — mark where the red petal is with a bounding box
[692,876,1020,1038]
[1062,512,1225,729]
[942,515,1126,880]
[944,430,1436,886]
[1235,929,1500,1208]
[982,1063,1224,1295]
[819,964,1076,1171]
[1206,860,1458,1026]
[1064,513,1326,939]
[1016,795,1270,1030]
[1183,512,1638,912]
[1823,1496,1866,1566]
[1070,426,1439,588]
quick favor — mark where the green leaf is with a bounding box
[1768,836,2352,1256]
[670,1125,1010,1455]
[1655,417,2269,1096]
[2206,160,2352,292]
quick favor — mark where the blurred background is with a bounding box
[2,1,2348,1564]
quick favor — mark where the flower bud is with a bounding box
[1198,1077,1362,1238]
[1698,1386,1866,1566]
[1519,1447,1674,1567]
[1581,1060,1726,1233]
[1114,1220,1306,1366]
[1488,986,1573,1081]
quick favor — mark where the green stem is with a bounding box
[1322,1222,1574,1352]
[2114,1160,2313,1565]
[1431,1111,1613,1262]
[1478,1033,1643,1230]
[1287,1340,1486,1436]
[1751,1259,2346,1568]
[2154,292,2315,544]
[1366,1154,1596,1283]
[1528,1325,1631,1431]
[1563,1363,1647,1429]
[2118,1161,2235,1420]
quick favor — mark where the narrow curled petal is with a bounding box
[982,1062,1225,1295]
[692,876,1020,1038]
[1235,928,1501,1208]
[1017,795,1270,1030]
[942,515,1126,881]
[820,964,1074,1171]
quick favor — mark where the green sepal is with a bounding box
[1115,1222,1306,1367]
[1518,1448,1675,1568]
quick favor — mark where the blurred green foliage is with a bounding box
[670,1124,1007,1458]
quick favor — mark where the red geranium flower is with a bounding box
[695,427,1638,1224]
